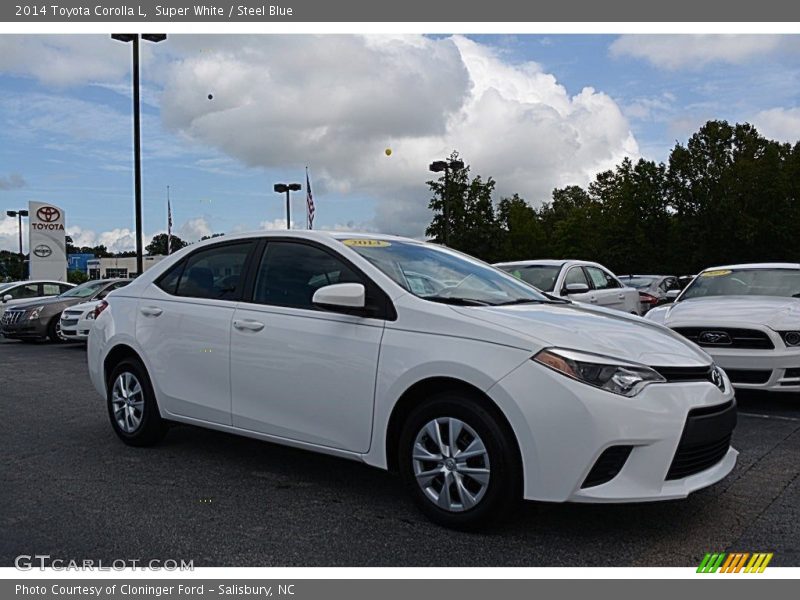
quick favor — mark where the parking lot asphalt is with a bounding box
[1,336,799,567]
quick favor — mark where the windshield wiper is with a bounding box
[423,296,492,306]
[494,298,546,306]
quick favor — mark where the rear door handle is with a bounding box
[233,319,265,332]
[140,306,163,317]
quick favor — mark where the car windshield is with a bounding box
[60,281,107,299]
[341,239,552,306]
[619,276,657,289]
[680,268,800,300]
[496,264,561,292]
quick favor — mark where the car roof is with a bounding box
[3,279,75,285]
[701,262,800,271]
[494,259,567,267]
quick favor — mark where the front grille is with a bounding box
[61,319,79,327]
[582,445,633,488]
[666,400,736,480]
[785,368,800,378]
[653,365,714,383]
[672,327,774,350]
[1,310,24,326]
[726,369,771,384]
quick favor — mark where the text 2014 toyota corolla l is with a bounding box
[88,232,737,528]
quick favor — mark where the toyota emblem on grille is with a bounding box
[36,206,61,222]
[699,331,732,345]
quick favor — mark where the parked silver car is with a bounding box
[618,275,683,312]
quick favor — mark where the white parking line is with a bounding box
[739,412,800,422]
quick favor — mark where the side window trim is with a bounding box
[244,238,396,321]
[153,239,260,301]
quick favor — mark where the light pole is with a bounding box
[273,183,302,229]
[6,209,28,279]
[429,158,464,246]
[112,33,167,276]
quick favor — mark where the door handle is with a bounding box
[233,319,265,332]
[589,296,598,303]
[140,306,163,317]
[618,293,625,299]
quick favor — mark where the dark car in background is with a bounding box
[618,275,684,313]
[1,279,129,343]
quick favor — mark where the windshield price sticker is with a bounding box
[701,269,732,277]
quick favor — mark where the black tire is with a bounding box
[398,391,521,530]
[107,358,168,447]
[47,316,67,343]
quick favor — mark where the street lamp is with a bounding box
[273,183,302,229]
[428,158,464,245]
[112,33,167,276]
[6,209,28,279]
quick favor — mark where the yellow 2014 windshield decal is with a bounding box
[342,239,391,248]
[701,269,732,278]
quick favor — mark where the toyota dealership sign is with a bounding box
[28,200,67,281]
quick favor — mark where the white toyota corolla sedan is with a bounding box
[88,232,737,528]
[646,263,800,393]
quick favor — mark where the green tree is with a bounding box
[495,194,546,260]
[145,233,188,256]
[68,269,89,284]
[426,151,502,261]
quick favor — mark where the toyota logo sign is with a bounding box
[33,244,52,258]
[36,206,61,223]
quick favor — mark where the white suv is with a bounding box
[88,232,736,528]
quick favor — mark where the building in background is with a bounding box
[87,255,165,280]
[67,253,95,273]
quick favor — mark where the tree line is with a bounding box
[427,120,800,275]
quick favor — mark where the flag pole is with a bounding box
[166,185,172,255]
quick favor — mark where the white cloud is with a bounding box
[178,217,213,241]
[0,35,132,86]
[65,225,136,254]
[610,35,783,70]
[752,107,800,144]
[160,35,638,236]
[0,173,26,190]
[0,215,24,254]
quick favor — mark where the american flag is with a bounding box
[306,167,315,230]
[167,186,173,255]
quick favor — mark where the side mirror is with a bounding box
[312,283,366,311]
[2,294,11,303]
[565,283,590,294]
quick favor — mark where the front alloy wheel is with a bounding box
[398,392,520,529]
[412,417,491,512]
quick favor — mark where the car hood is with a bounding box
[452,302,710,367]
[660,296,800,329]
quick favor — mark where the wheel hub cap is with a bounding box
[412,417,491,513]
[111,372,144,434]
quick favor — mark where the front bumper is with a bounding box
[488,360,737,503]
[704,348,800,392]
[0,318,47,339]
[60,317,91,341]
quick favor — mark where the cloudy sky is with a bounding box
[1,34,799,253]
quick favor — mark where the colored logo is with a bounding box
[36,206,61,223]
[697,552,773,573]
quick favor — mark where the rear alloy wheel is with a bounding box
[107,358,168,446]
[398,392,521,530]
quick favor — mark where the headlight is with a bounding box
[27,306,45,320]
[85,312,95,320]
[533,348,666,397]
